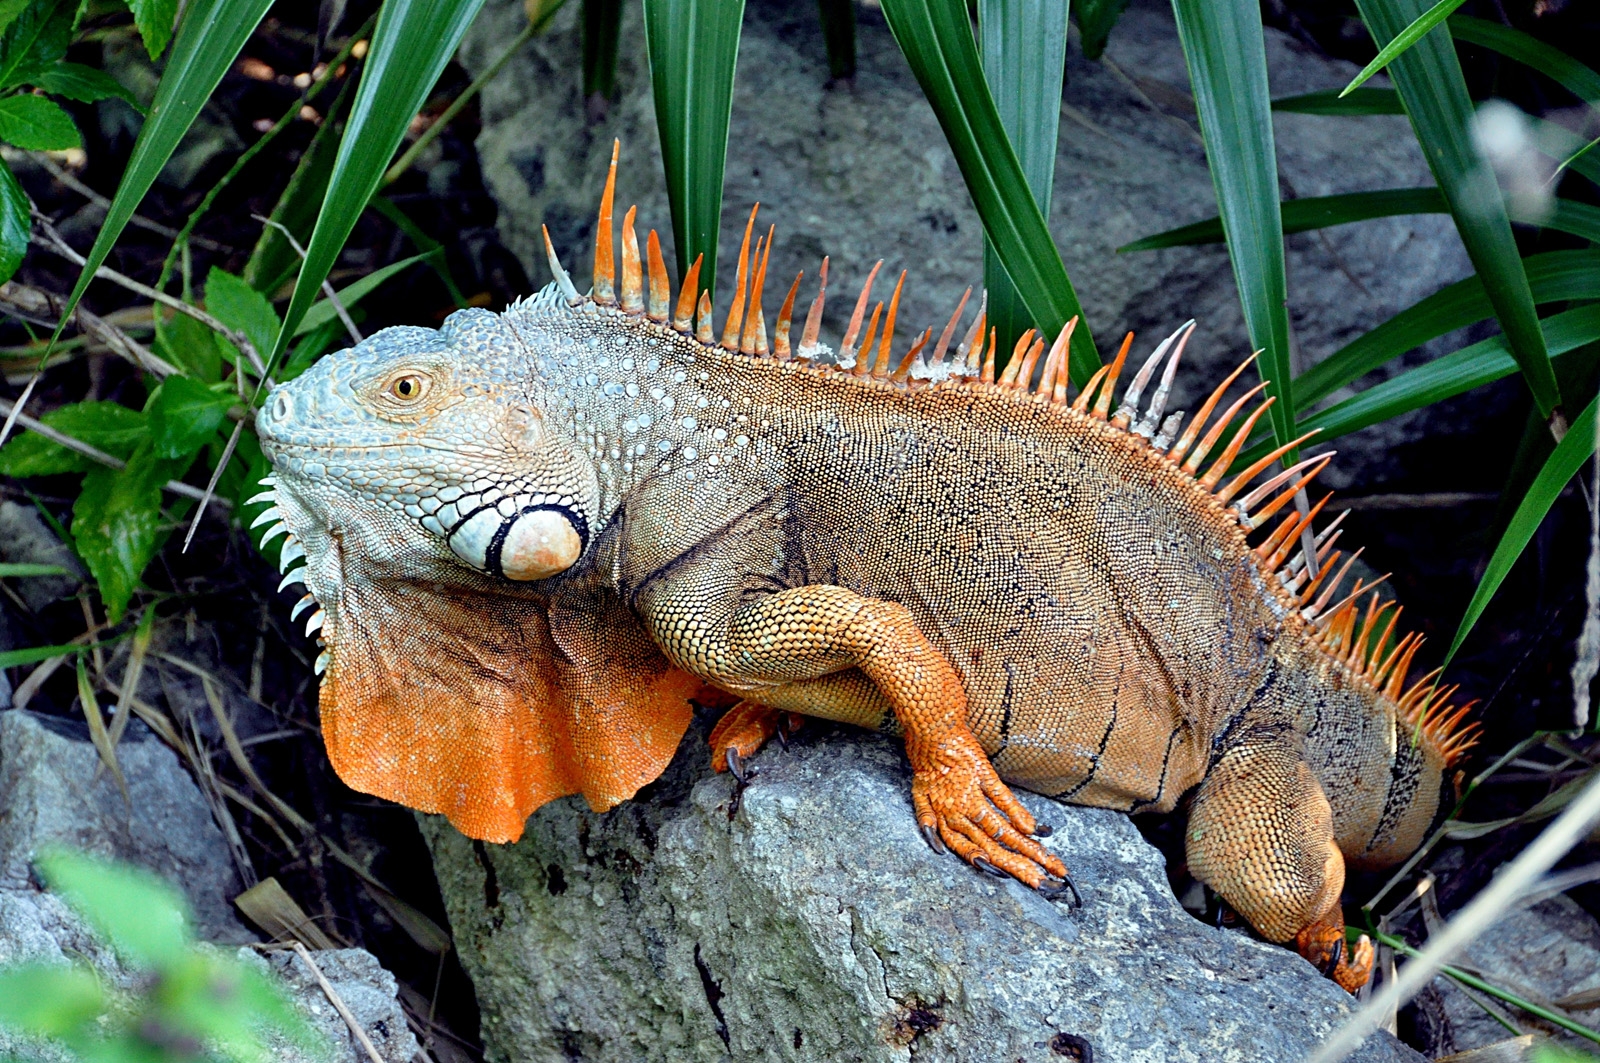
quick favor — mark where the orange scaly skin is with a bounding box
[252,144,1476,993]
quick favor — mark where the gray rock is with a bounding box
[0,500,80,620]
[0,708,251,942]
[420,724,1422,1062]
[458,0,1474,490]
[251,947,422,1063]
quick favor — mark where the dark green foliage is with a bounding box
[582,0,624,101]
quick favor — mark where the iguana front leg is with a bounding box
[641,582,1069,887]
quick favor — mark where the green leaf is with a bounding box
[204,266,280,358]
[152,306,222,382]
[1170,0,1294,449]
[0,400,147,476]
[1546,198,1600,244]
[978,0,1069,363]
[36,61,144,110]
[0,561,70,576]
[0,0,71,91]
[270,0,489,364]
[642,0,745,298]
[126,0,179,59]
[1073,0,1125,61]
[879,0,1098,383]
[1449,14,1600,106]
[369,194,470,307]
[0,640,89,667]
[294,249,438,336]
[147,375,233,460]
[52,0,276,343]
[0,0,34,40]
[582,0,624,101]
[1352,0,1559,419]
[816,0,855,80]
[1119,187,1447,251]
[0,93,79,149]
[0,964,104,1035]
[1298,248,1600,408]
[72,442,182,621]
[1271,87,1405,115]
[0,156,27,284]
[1341,0,1468,96]
[36,847,192,966]
[1447,391,1598,663]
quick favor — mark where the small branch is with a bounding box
[183,418,244,552]
[1,280,179,378]
[253,215,361,344]
[0,396,230,508]
[1334,491,1500,511]
[291,942,389,1063]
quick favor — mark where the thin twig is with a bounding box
[183,419,245,551]
[1335,491,1501,511]
[291,942,389,1063]
[253,215,361,343]
[0,280,178,377]
[0,370,38,447]
[0,396,228,507]
[25,152,233,253]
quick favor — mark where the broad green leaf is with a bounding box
[879,0,1098,383]
[1170,0,1294,448]
[204,266,280,358]
[1353,0,1559,419]
[1119,187,1447,251]
[1448,391,1598,662]
[817,0,855,80]
[1299,248,1600,408]
[294,249,439,336]
[0,93,79,149]
[243,78,351,294]
[36,61,144,110]
[1271,88,1405,115]
[279,316,344,383]
[1341,0,1467,97]
[36,848,192,966]
[153,303,222,382]
[1449,14,1600,105]
[978,0,1068,361]
[642,0,745,298]
[0,156,27,284]
[0,964,104,1035]
[1546,198,1600,244]
[0,0,33,39]
[1073,0,1125,61]
[72,442,183,621]
[126,0,179,59]
[147,375,233,460]
[0,0,70,90]
[582,0,624,101]
[54,0,276,342]
[270,0,489,364]
[0,400,147,476]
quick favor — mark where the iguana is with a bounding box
[251,144,1476,993]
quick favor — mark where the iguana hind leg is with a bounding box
[708,701,803,776]
[645,582,1069,888]
[1185,728,1374,992]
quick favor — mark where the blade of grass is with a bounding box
[1298,248,1600,407]
[642,0,745,298]
[1170,0,1295,449]
[1352,0,1560,424]
[1272,87,1405,115]
[978,0,1069,362]
[75,652,128,805]
[1449,14,1600,106]
[54,0,277,338]
[0,562,70,577]
[1447,392,1598,663]
[1119,188,1447,251]
[879,0,1098,383]
[269,0,489,367]
[1341,0,1469,97]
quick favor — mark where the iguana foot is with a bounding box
[909,727,1070,889]
[1296,921,1374,993]
[708,700,803,775]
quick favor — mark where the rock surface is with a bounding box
[458,0,1477,489]
[254,946,423,1063]
[421,722,1423,1062]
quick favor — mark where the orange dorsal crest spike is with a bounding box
[1245,455,1335,529]
[1368,608,1405,679]
[981,327,998,383]
[1238,450,1332,516]
[674,254,703,331]
[593,140,619,304]
[1384,637,1422,698]
[932,288,972,365]
[1311,547,1365,615]
[1296,549,1340,606]
[1112,322,1188,429]
[1371,631,1416,691]
[873,270,907,378]
[620,206,643,313]
[542,225,580,303]
[1168,352,1259,467]
[999,329,1037,387]
[695,290,714,343]
[775,271,802,359]
[1199,396,1276,490]
[840,262,883,366]
[1092,332,1134,420]
[1217,429,1324,505]
[958,292,989,376]
[1072,365,1111,413]
[1037,318,1077,400]
[1256,511,1302,563]
[645,230,670,321]
[855,303,883,376]
[721,205,760,349]
[893,329,931,383]
[1266,496,1330,574]
[741,225,774,355]
[799,256,828,358]
[1181,382,1269,476]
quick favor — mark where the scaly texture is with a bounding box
[253,143,1476,992]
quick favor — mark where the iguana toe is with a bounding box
[709,700,793,774]
[1295,922,1374,993]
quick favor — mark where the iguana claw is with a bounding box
[1038,876,1082,908]
[921,823,947,855]
[972,855,1009,879]
[724,746,750,783]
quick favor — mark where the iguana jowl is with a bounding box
[253,144,1476,992]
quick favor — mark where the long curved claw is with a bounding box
[1319,937,1344,978]
[972,855,1009,879]
[1032,823,1054,838]
[921,822,947,856]
[725,745,749,783]
[1037,875,1082,908]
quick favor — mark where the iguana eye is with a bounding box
[387,374,428,402]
